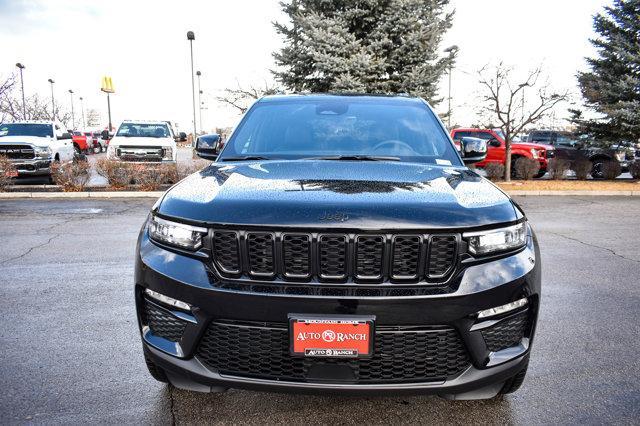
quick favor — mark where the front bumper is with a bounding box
[135,225,541,396]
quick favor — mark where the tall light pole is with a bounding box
[79,96,86,128]
[48,78,55,121]
[68,89,75,130]
[15,63,26,120]
[196,71,202,133]
[187,31,197,139]
[444,45,459,129]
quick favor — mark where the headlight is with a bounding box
[163,147,173,160]
[148,215,207,250]
[464,222,527,255]
[530,148,539,159]
[34,146,52,158]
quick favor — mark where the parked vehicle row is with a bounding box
[451,128,552,178]
[451,127,637,179]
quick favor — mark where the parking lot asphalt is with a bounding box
[0,196,639,425]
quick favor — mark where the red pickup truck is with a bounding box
[450,128,554,178]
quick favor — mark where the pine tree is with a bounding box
[575,0,640,143]
[273,0,455,104]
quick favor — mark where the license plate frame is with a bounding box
[288,314,375,359]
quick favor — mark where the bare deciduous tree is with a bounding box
[216,81,281,114]
[86,108,101,127]
[477,63,569,181]
[1,88,71,127]
[0,74,17,122]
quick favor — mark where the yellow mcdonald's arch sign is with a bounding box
[101,76,115,93]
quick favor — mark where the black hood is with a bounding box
[157,160,519,229]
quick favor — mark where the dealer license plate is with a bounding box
[289,315,375,358]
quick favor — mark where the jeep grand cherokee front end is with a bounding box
[135,95,540,400]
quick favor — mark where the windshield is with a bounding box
[116,123,170,138]
[219,98,461,165]
[0,123,53,138]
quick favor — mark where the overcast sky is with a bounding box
[0,0,610,132]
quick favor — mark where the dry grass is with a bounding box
[497,180,640,191]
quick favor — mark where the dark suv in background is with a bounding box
[136,94,541,400]
[527,130,635,177]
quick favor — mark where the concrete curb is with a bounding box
[0,191,164,199]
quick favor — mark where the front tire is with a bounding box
[144,352,169,383]
[591,160,605,179]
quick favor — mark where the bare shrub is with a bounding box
[547,158,570,180]
[0,155,18,191]
[96,159,179,190]
[601,160,622,180]
[484,162,505,181]
[95,158,135,188]
[570,158,592,180]
[51,161,91,191]
[133,164,179,191]
[514,157,540,180]
[630,161,640,179]
[178,160,210,180]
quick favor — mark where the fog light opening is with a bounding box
[144,289,191,312]
[477,298,528,319]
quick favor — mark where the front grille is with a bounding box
[116,145,165,161]
[196,321,470,384]
[211,230,459,284]
[142,299,187,342]
[0,144,35,159]
[428,236,457,278]
[482,310,529,352]
[356,236,384,278]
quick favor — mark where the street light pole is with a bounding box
[48,79,56,121]
[187,31,197,139]
[443,45,459,129]
[68,90,75,130]
[15,63,26,120]
[196,71,202,134]
[79,96,86,128]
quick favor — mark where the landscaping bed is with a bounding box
[496,180,640,192]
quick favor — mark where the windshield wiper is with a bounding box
[304,155,401,162]
[220,155,272,162]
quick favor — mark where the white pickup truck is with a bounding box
[107,120,178,163]
[0,121,75,178]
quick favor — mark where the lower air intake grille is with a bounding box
[482,310,529,352]
[142,299,187,342]
[196,321,470,384]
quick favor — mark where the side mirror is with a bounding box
[179,132,187,142]
[58,132,72,140]
[487,138,501,147]
[460,137,487,164]
[195,134,221,160]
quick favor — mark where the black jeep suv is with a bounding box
[135,94,540,400]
